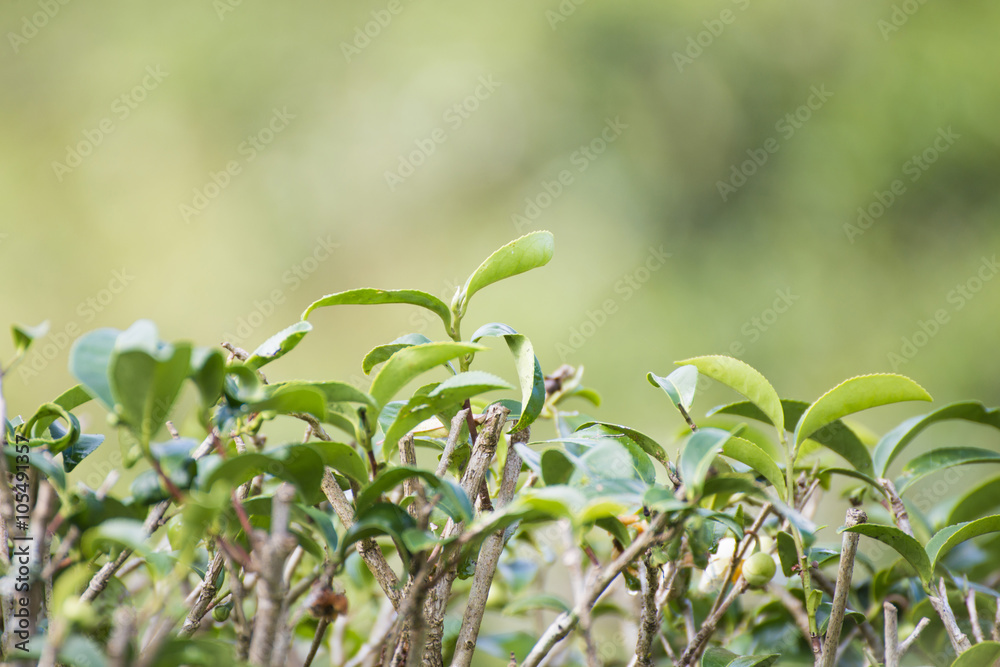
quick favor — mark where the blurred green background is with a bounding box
[3,1,1000,509]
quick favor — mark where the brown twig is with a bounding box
[634,554,661,667]
[884,602,899,667]
[422,404,510,667]
[303,618,330,667]
[927,577,972,655]
[819,508,867,667]
[965,587,984,643]
[879,478,912,537]
[248,483,298,666]
[321,468,401,608]
[677,578,749,666]
[522,511,676,667]
[452,428,525,667]
[435,409,469,478]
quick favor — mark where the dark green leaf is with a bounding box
[355,465,473,523]
[842,523,931,585]
[62,433,105,472]
[576,422,668,466]
[541,449,575,485]
[776,531,798,577]
[339,502,416,561]
[926,515,1000,570]
[897,447,1000,494]
[874,402,1000,477]
[947,473,1000,525]
[305,441,369,484]
[713,399,873,474]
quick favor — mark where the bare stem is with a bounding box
[819,508,867,667]
[451,427,525,667]
[633,555,660,667]
[927,577,972,655]
[522,511,675,667]
[677,578,749,666]
[879,478,912,537]
[884,602,899,667]
[248,482,298,666]
[321,468,401,608]
[965,587,984,643]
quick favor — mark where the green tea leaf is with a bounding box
[459,231,555,310]
[874,401,1000,477]
[189,347,226,409]
[355,465,473,523]
[575,422,668,466]
[369,342,485,409]
[796,374,932,447]
[302,288,451,333]
[339,502,417,561]
[677,356,784,442]
[926,515,1000,570]
[897,447,1000,494]
[842,523,931,585]
[362,333,433,375]
[647,364,698,411]
[305,441,369,484]
[721,435,786,498]
[948,641,1000,667]
[11,320,50,356]
[679,427,732,500]
[109,321,192,448]
[713,399,873,474]
[471,323,545,431]
[947,473,1000,525]
[69,328,120,409]
[246,321,312,370]
[776,530,798,577]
